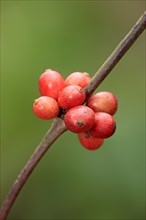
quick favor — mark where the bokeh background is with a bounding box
[1,1,145,219]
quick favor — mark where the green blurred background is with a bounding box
[1,1,145,219]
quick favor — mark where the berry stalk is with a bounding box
[0,10,146,220]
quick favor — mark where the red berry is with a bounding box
[65,72,91,88]
[32,96,59,120]
[38,69,65,100]
[78,132,104,150]
[58,85,86,109]
[90,112,116,138]
[64,106,95,133]
[87,91,118,115]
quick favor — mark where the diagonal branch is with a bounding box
[0,118,67,220]
[85,10,146,97]
[0,11,146,220]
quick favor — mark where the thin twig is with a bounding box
[0,11,146,220]
[0,118,67,220]
[85,11,146,97]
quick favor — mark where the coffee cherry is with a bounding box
[38,69,65,100]
[90,112,116,138]
[65,72,91,88]
[87,91,118,115]
[58,85,86,109]
[64,106,95,133]
[32,96,59,120]
[78,132,104,150]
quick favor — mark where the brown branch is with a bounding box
[0,11,146,220]
[85,11,146,97]
[0,118,67,220]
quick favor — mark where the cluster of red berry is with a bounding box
[32,69,118,150]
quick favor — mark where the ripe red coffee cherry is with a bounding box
[58,85,86,109]
[91,112,116,139]
[87,91,118,115]
[64,106,95,133]
[65,72,91,88]
[32,96,59,120]
[78,132,104,150]
[38,69,65,100]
